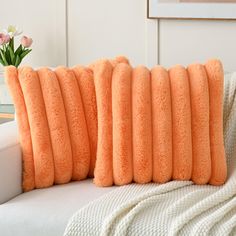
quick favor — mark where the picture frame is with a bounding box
[148,0,236,20]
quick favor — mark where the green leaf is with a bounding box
[0,49,3,60]
[1,48,6,61]
[5,47,11,64]
[15,44,22,56]
[0,50,8,66]
[0,58,5,66]
[8,46,15,65]
[15,55,21,67]
[20,49,32,59]
[9,37,14,51]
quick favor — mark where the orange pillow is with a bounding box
[5,66,91,191]
[5,57,227,191]
[93,59,227,187]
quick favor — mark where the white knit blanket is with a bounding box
[64,72,236,236]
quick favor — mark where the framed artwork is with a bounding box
[148,0,236,19]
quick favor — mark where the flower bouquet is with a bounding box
[0,25,33,68]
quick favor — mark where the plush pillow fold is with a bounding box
[5,66,35,192]
[18,67,54,189]
[5,57,227,191]
[205,59,227,185]
[55,67,90,181]
[187,64,211,185]
[38,68,73,184]
[132,66,153,184]
[93,60,113,187]
[169,65,192,181]
[151,66,172,183]
[112,63,133,186]
[72,66,97,178]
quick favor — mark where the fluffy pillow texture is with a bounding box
[5,57,227,191]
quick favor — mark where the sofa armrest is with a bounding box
[0,121,22,204]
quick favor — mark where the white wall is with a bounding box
[159,19,236,71]
[0,0,236,72]
[68,0,157,68]
[0,0,66,69]
[67,0,236,71]
[0,0,67,104]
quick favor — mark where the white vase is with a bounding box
[0,69,13,105]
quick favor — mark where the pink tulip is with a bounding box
[0,34,5,45]
[4,34,10,44]
[21,36,33,48]
[0,33,10,45]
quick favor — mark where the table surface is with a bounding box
[0,73,15,124]
[0,104,15,124]
[0,104,15,114]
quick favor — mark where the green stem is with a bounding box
[0,49,8,65]
[12,37,14,51]
[9,37,14,51]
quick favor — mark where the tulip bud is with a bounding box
[21,36,33,48]
[4,34,10,44]
[0,33,10,45]
[0,34,5,45]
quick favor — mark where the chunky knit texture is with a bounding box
[64,72,236,236]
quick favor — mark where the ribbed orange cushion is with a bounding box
[5,57,227,191]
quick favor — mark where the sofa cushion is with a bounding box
[0,121,22,204]
[0,179,116,236]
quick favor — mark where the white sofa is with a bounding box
[1,72,235,236]
[0,121,116,236]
